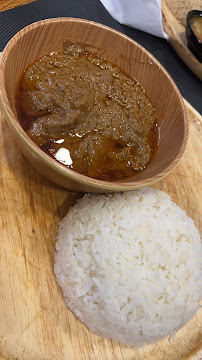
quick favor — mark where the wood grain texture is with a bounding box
[0,18,187,193]
[0,0,36,12]
[0,99,201,360]
[162,0,202,81]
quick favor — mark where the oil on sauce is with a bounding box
[190,16,202,42]
[15,43,158,181]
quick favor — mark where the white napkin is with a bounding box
[100,0,168,39]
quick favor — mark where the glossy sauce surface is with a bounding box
[16,43,158,181]
[190,16,202,42]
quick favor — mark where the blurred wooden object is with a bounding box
[0,0,36,12]
[163,0,202,26]
[0,98,201,359]
[162,0,202,81]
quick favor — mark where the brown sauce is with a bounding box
[190,16,202,42]
[15,42,158,181]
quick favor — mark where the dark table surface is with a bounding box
[0,0,201,114]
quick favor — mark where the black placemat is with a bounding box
[1,0,201,113]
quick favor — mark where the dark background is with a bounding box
[0,0,201,114]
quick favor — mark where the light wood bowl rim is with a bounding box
[0,17,188,191]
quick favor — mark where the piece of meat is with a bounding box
[18,90,51,116]
[28,110,84,140]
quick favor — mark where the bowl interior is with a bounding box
[0,18,187,188]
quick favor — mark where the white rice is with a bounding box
[54,187,202,347]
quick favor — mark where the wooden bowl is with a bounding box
[0,18,188,193]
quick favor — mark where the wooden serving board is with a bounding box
[0,98,202,360]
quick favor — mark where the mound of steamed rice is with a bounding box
[54,187,202,347]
